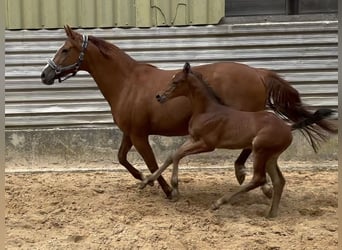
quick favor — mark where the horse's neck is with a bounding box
[85,47,137,101]
[188,79,219,114]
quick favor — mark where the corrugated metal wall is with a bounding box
[5,0,225,29]
[5,20,338,128]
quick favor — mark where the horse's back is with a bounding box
[193,62,267,111]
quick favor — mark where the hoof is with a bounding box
[261,184,273,199]
[266,212,278,219]
[211,202,220,211]
[235,167,247,185]
[169,189,180,202]
[139,177,154,190]
[138,181,148,190]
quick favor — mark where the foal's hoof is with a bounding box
[139,177,154,189]
[138,182,148,190]
[261,184,273,199]
[211,202,220,211]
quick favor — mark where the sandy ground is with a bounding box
[5,161,337,250]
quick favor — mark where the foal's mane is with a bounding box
[190,71,224,105]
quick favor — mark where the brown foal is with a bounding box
[140,62,334,218]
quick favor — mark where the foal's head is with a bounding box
[156,62,222,105]
[156,62,197,103]
[41,25,89,85]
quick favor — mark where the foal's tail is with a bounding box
[259,69,337,152]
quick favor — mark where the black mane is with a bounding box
[191,71,225,105]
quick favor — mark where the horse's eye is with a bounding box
[62,48,69,54]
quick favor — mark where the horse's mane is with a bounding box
[191,71,224,105]
[88,35,135,62]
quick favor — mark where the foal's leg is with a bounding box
[260,174,273,199]
[139,155,173,189]
[234,148,252,184]
[140,138,214,200]
[118,134,145,181]
[234,148,273,198]
[212,153,267,210]
[265,158,286,218]
[130,134,172,198]
[234,148,273,199]
[169,138,214,200]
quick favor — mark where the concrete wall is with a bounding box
[6,127,338,171]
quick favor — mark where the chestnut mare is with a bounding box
[140,62,335,218]
[41,25,336,198]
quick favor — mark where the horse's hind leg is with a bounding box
[234,148,273,198]
[212,154,267,210]
[265,158,286,218]
[234,148,252,185]
[118,134,145,181]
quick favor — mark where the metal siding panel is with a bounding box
[5,20,338,128]
[189,0,208,24]
[59,0,79,28]
[170,0,188,26]
[22,0,41,29]
[114,0,136,27]
[5,0,22,29]
[5,0,224,29]
[226,0,286,16]
[41,0,60,29]
[95,0,115,28]
[79,0,97,28]
[151,0,172,26]
[208,0,225,23]
[299,0,337,14]
[135,0,153,27]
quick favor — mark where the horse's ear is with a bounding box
[64,25,77,40]
[183,62,191,75]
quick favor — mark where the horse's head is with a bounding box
[41,25,89,85]
[156,62,192,103]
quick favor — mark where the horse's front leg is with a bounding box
[118,134,145,181]
[130,134,173,198]
[139,155,173,189]
[234,148,252,185]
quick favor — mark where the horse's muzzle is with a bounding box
[41,65,57,85]
[156,94,166,103]
[41,71,55,85]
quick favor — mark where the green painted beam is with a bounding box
[5,0,224,29]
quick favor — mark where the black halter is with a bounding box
[48,34,89,83]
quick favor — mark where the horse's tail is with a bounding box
[291,108,336,133]
[260,69,337,152]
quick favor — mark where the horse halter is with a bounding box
[47,34,89,83]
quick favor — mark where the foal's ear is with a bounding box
[183,62,191,75]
